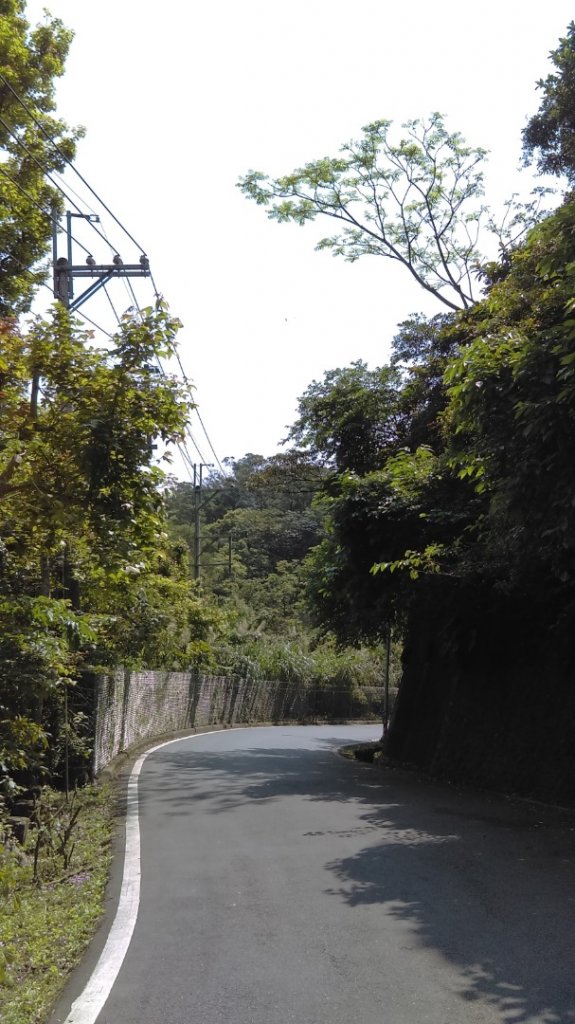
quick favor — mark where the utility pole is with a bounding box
[48,209,153,620]
[52,211,150,311]
[191,467,234,580]
[193,463,212,580]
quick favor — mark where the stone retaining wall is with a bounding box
[93,670,383,775]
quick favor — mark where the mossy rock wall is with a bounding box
[387,585,575,804]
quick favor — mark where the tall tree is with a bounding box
[0,305,197,786]
[523,21,575,184]
[0,305,192,569]
[287,361,404,475]
[0,1,82,314]
[443,196,575,591]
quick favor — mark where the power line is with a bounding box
[163,330,226,475]
[102,283,120,323]
[91,280,207,477]
[184,432,209,467]
[178,441,207,478]
[193,407,226,476]
[0,164,93,256]
[123,277,211,469]
[125,278,142,315]
[3,219,212,483]
[0,232,114,342]
[0,111,121,258]
[84,285,205,477]
[14,174,225,475]
[50,167,101,221]
[30,276,116,339]
[149,269,161,300]
[73,306,115,339]
[0,71,147,255]
[124,280,215,471]
[0,77,227,476]
[38,280,114,339]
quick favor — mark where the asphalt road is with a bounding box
[66,725,575,1024]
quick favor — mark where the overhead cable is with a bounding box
[0,165,93,256]
[193,407,226,476]
[0,111,123,258]
[102,283,120,323]
[162,330,226,475]
[0,78,226,476]
[124,278,211,468]
[73,306,115,339]
[0,71,147,255]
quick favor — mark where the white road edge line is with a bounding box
[64,728,249,1024]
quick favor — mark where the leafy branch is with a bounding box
[239,114,502,311]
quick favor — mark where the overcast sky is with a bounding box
[24,0,575,473]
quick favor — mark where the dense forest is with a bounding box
[2,2,575,802]
[238,24,575,801]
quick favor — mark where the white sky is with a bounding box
[24,0,575,471]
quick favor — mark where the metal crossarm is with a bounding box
[54,260,150,311]
[52,209,151,311]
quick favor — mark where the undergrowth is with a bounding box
[0,784,113,1024]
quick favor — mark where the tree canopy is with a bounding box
[287,361,405,475]
[239,113,525,311]
[0,1,83,314]
[293,190,575,639]
[523,21,575,184]
[5,12,575,800]
[0,305,202,788]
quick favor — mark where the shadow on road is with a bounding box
[143,733,575,1024]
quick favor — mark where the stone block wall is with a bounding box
[92,670,383,775]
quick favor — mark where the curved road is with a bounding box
[55,725,575,1024]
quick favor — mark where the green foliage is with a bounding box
[443,196,575,588]
[301,465,459,640]
[237,450,328,512]
[298,193,575,644]
[0,784,112,1024]
[8,18,575,804]
[0,717,47,793]
[390,313,461,451]
[31,788,83,878]
[0,306,192,565]
[231,559,310,633]
[0,306,197,785]
[206,505,323,580]
[238,113,539,311]
[523,21,575,183]
[166,450,390,690]
[238,31,575,791]
[0,2,83,314]
[212,631,388,692]
[86,561,222,671]
[0,596,95,792]
[167,451,326,598]
[287,361,404,474]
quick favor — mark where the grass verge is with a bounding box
[0,784,114,1024]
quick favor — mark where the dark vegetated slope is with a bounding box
[389,584,575,804]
